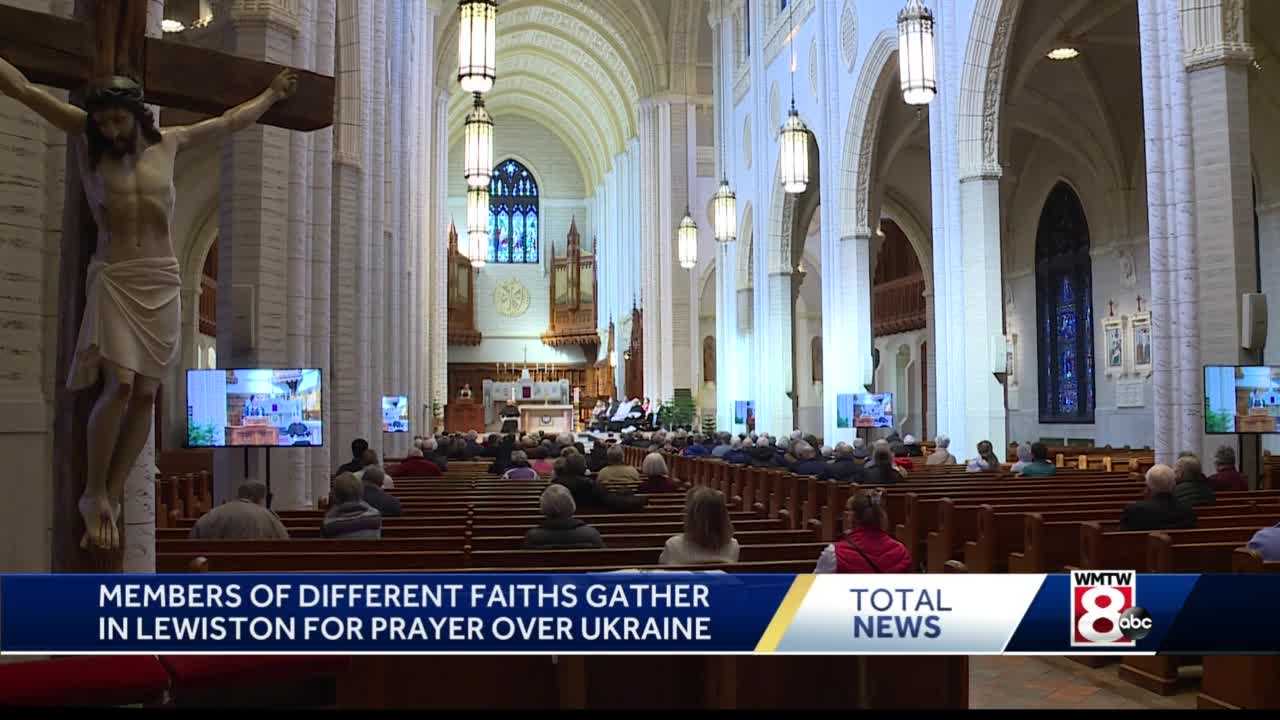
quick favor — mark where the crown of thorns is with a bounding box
[84,76,145,109]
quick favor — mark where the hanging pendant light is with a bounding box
[711,0,737,243]
[712,179,737,243]
[463,94,493,188]
[466,186,489,268]
[678,208,698,270]
[458,0,497,94]
[778,0,809,195]
[897,0,937,105]
[779,102,809,194]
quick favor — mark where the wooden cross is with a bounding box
[0,1,335,571]
[1136,295,1144,313]
[1108,299,1116,318]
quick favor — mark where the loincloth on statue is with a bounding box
[67,255,182,391]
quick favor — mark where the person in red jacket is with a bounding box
[814,488,913,573]
[390,447,442,478]
[1209,445,1248,492]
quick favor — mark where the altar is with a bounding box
[519,405,575,435]
[481,375,571,426]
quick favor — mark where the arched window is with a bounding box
[1035,183,1095,424]
[488,159,539,264]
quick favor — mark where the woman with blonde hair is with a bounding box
[637,451,677,493]
[658,487,740,564]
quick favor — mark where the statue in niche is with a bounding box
[1116,247,1137,289]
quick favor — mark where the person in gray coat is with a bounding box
[322,473,382,539]
[523,484,605,549]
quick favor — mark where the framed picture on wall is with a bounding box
[1130,312,1152,377]
[1103,317,1125,378]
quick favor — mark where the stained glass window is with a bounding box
[1036,183,1095,424]
[488,159,539,264]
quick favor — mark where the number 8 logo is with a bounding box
[1077,586,1127,644]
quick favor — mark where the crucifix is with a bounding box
[1108,299,1116,318]
[0,1,334,569]
[1136,295,1144,314]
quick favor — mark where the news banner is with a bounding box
[1,572,1278,654]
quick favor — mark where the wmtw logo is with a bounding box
[1070,570,1152,647]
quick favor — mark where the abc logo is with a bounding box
[1117,607,1153,641]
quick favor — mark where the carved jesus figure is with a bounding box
[0,57,298,551]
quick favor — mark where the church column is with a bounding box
[958,172,1006,454]
[430,88,450,430]
[825,232,872,443]
[363,0,386,446]
[762,269,794,434]
[309,0,335,496]
[213,0,306,508]
[1184,0,1253,460]
[329,0,371,479]
[637,99,662,401]
[285,0,317,508]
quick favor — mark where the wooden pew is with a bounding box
[1198,548,1280,709]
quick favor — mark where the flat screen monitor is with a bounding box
[838,392,894,429]
[733,400,755,425]
[382,395,409,433]
[1204,365,1280,434]
[186,369,324,448]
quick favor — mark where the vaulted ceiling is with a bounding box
[438,0,711,189]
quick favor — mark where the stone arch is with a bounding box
[839,30,896,240]
[736,202,755,291]
[766,133,820,276]
[957,0,1022,179]
[880,191,933,294]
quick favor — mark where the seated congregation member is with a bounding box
[1210,445,1248,492]
[899,434,924,458]
[863,447,901,485]
[711,432,733,458]
[1121,464,1195,531]
[850,437,870,461]
[501,451,539,481]
[814,488,912,574]
[723,438,751,465]
[1173,453,1215,507]
[1009,443,1033,474]
[597,444,641,489]
[322,473,382,539]
[422,437,449,472]
[334,438,370,477]
[1248,521,1280,561]
[189,481,289,539]
[637,452,678,493]
[587,441,610,473]
[820,442,868,484]
[682,434,711,457]
[788,442,830,477]
[353,449,393,489]
[523,484,605,549]
[555,454,647,512]
[391,447,442,478]
[463,430,484,458]
[966,441,1003,473]
[748,436,777,467]
[1018,442,1056,476]
[360,466,402,518]
[487,434,516,476]
[926,435,956,465]
[887,432,905,456]
[659,487,740,565]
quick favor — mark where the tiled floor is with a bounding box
[971,656,1198,710]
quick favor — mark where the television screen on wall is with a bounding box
[838,392,894,429]
[186,369,324,448]
[1204,365,1280,434]
[382,395,409,433]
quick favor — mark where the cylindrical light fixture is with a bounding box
[677,208,698,270]
[898,0,937,105]
[712,179,737,243]
[466,186,489,268]
[778,102,809,195]
[458,0,497,94]
[463,95,493,188]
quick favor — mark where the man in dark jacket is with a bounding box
[358,467,402,518]
[747,437,777,467]
[820,443,869,483]
[523,484,605,549]
[724,440,751,465]
[1121,464,1196,531]
[788,442,830,477]
[1172,454,1215,507]
[323,473,382,539]
[863,447,901,485]
[421,437,449,472]
[335,438,369,477]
